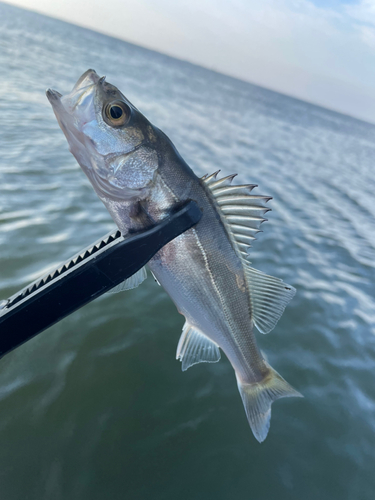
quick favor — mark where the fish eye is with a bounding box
[104,101,130,127]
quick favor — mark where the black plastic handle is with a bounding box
[0,200,202,358]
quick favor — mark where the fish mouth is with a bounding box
[72,69,101,91]
[46,88,62,102]
[46,69,101,103]
[45,70,105,177]
[46,69,104,137]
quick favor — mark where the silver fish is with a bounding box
[46,69,302,442]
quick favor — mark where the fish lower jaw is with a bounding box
[46,88,62,102]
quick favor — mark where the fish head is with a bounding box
[46,69,159,202]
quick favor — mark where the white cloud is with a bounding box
[347,0,375,25]
[358,24,375,47]
[345,0,375,49]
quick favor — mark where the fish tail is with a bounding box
[236,365,302,443]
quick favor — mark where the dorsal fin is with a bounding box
[202,172,271,259]
[202,172,295,333]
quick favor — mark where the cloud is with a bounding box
[4,0,375,121]
[347,0,375,26]
[345,0,375,48]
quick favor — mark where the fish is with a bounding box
[46,69,302,442]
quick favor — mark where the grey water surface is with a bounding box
[1,2,375,499]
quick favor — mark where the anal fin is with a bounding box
[176,322,221,371]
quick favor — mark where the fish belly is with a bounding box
[148,207,265,384]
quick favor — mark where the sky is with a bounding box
[4,0,375,123]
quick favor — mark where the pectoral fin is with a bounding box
[176,322,221,371]
[107,266,147,294]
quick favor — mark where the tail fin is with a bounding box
[236,365,302,443]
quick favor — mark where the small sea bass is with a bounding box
[46,70,302,442]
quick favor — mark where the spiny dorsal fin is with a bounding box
[176,322,221,371]
[202,171,271,259]
[202,172,295,334]
[107,266,147,294]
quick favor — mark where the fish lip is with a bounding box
[73,69,100,91]
[46,70,100,103]
[46,88,62,102]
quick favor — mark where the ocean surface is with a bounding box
[1,2,375,499]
